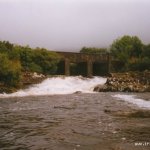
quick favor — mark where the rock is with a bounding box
[22,72,46,86]
[94,71,150,92]
[74,91,82,94]
[0,86,17,94]
[33,72,45,78]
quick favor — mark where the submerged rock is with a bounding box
[94,71,150,92]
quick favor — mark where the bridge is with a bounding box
[56,51,111,77]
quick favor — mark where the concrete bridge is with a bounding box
[56,51,111,77]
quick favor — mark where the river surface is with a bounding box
[0,77,150,150]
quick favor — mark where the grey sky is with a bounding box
[0,0,150,51]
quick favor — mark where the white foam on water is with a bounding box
[0,76,106,98]
[113,94,150,110]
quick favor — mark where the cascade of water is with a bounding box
[0,76,107,98]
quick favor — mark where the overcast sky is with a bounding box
[0,0,150,51]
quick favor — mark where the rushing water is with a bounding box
[0,77,150,150]
[0,76,106,98]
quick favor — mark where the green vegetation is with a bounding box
[0,35,150,91]
[0,53,21,87]
[18,46,60,74]
[0,41,60,88]
[110,35,150,72]
[80,35,150,72]
[80,47,107,54]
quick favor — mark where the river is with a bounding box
[0,76,150,150]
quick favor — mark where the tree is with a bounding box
[0,53,22,87]
[19,46,34,71]
[32,48,60,74]
[0,41,13,53]
[142,44,150,58]
[18,46,60,74]
[110,35,143,71]
[80,47,107,54]
[111,35,143,58]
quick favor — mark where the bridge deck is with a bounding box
[56,51,109,62]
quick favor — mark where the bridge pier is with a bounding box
[107,54,111,74]
[65,59,70,76]
[87,60,93,77]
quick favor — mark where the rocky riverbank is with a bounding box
[0,72,46,93]
[94,71,150,92]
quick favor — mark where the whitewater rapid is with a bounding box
[0,76,149,110]
[113,94,150,110]
[0,76,107,98]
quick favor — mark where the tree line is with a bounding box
[0,41,60,87]
[80,35,150,72]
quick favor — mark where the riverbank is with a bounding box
[94,71,150,92]
[0,72,46,94]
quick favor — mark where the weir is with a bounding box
[56,51,111,77]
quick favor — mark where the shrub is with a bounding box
[32,48,60,74]
[129,57,150,71]
[0,53,22,87]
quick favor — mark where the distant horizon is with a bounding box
[0,0,150,51]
